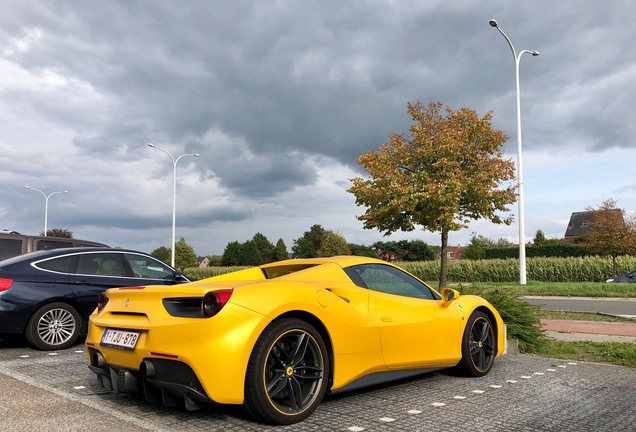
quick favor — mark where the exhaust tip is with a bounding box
[92,352,106,368]
[140,360,155,377]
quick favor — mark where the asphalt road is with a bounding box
[1,340,635,431]
[523,296,636,318]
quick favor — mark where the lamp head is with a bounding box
[489,19,498,27]
[194,153,200,157]
[147,143,155,148]
[532,51,540,56]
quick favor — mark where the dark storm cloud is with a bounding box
[3,0,636,253]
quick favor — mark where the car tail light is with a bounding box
[202,289,233,317]
[0,278,12,292]
[97,292,109,311]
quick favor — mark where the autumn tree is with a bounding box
[581,199,636,275]
[42,228,73,238]
[348,101,516,288]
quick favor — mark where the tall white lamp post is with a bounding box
[25,186,68,236]
[148,143,200,267]
[489,19,539,286]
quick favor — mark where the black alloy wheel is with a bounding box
[456,311,496,377]
[244,318,329,425]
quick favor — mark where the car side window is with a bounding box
[347,264,438,300]
[74,253,127,277]
[36,255,76,273]
[124,253,176,281]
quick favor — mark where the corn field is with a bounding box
[184,256,636,283]
[398,256,636,283]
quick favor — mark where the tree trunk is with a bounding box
[439,230,449,289]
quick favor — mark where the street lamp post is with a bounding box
[148,143,200,268]
[489,19,539,286]
[25,186,68,236]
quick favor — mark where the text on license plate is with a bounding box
[101,329,140,350]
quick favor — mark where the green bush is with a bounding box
[455,284,545,353]
[484,243,587,260]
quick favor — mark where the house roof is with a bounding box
[564,210,623,238]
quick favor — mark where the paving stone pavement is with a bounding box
[1,341,635,431]
[542,319,636,342]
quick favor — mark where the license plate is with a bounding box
[100,329,140,351]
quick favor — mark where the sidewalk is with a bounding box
[541,319,636,343]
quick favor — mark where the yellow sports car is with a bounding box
[85,256,505,424]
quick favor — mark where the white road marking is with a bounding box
[432,402,446,407]
[379,417,395,422]
[507,380,517,383]
[348,427,365,431]
[520,376,532,379]
[472,390,485,394]
[407,410,422,414]
[490,385,502,389]
[453,396,467,400]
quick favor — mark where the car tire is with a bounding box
[244,318,329,425]
[456,311,496,377]
[25,302,82,351]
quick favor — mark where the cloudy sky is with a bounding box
[1,0,635,257]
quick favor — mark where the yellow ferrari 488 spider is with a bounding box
[85,256,505,424]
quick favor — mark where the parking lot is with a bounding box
[1,340,634,432]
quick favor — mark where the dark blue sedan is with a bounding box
[0,247,189,350]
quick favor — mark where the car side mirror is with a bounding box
[441,288,459,306]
